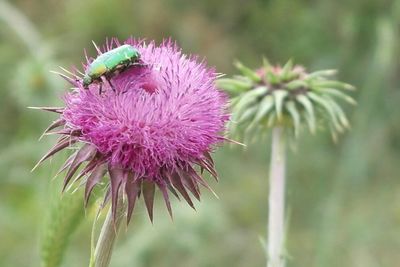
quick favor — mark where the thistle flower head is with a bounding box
[33,38,228,223]
[217,59,356,141]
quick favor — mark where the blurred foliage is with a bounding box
[0,0,399,267]
[41,185,85,267]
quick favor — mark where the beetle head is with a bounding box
[82,75,92,88]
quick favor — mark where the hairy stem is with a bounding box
[267,127,286,267]
[90,199,126,267]
[41,192,84,267]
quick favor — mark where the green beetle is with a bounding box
[82,44,142,92]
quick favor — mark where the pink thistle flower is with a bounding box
[33,38,229,223]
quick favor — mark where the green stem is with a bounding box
[90,199,125,267]
[267,127,286,267]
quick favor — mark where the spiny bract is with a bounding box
[217,59,356,141]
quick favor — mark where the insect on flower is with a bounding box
[53,42,144,94]
[82,43,143,93]
[32,38,231,224]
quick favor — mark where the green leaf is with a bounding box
[296,95,316,133]
[227,120,239,137]
[307,92,343,133]
[325,96,350,129]
[312,80,356,91]
[232,86,268,121]
[286,101,300,137]
[272,90,288,120]
[286,79,308,90]
[306,69,337,79]
[249,95,274,127]
[262,57,272,69]
[216,78,252,94]
[266,70,280,85]
[229,96,241,107]
[234,61,261,82]
[238,105,259,123]
[281,59,293,80]
[322,88,357,105]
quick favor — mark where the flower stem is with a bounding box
[90,199,125,267]
[267,127,286,267]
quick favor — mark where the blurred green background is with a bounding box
[0,0,399,266]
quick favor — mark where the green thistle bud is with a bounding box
[217,59,356,141]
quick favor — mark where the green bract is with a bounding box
[217,59,356,141]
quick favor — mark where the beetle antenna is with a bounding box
[59,66,81,79]
[92,40,102,54]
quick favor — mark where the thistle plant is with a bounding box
[217,59,356,267]
[32,38,228,267]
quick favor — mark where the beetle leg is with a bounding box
[131,62,147,68]
[101,75,116,92]
[108,78,116,92]
[100,76,115,93]
[98,82,103,94]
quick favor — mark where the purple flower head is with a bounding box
[34,38,229,223]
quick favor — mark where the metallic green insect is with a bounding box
[83,43,142,92]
